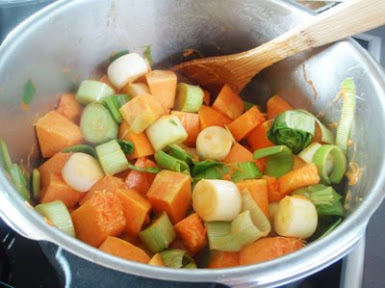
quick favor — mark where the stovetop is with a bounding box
[0,217,343,288]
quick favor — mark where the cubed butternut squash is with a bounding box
[147,170,191,223]
[145,70,177,109]
[71,191,126,247]
[99,236,150,263]
[35,111,83,158]
[212,84,244,120]
[55,93,83,123]
[115,188,151,237]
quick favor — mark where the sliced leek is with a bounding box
[205,221,241,252]
[159,249,196,269]
[155,151,190,174]
[174,83,204,113]
[35,200,75,237]
[192,179,242,221]
[9,164,30,201]
[62,144,97,158]
[298,142,322,164]
[139,212,176,253]
[95,140,129,175]
[61,152,104,192]
[117,139,134,155]
[293,184,344,217]
[76,80,114,105]
[267,110,315,154]
[298,110,335,144]
[196,126,233,161]
[312,145,347,184]
[32,168,40,202]
[253,145,293,178]
[336,78,356,153]
[0,139,12,174]
[274,195,318,239]
[167,144,195,165]
[146,115,188,151]
[107,53,149,89]
[80,103,118,145]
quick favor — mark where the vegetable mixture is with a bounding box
[0,50,355,269]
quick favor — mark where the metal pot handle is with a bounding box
[340,233,366,288]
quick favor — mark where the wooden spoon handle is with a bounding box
[245,0,385,72]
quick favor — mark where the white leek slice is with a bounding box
[274,195,318,239]
[123,82,150,98]
[192,179,241,221]
[298,142,322,163]
[35,200,75,237]
[146,115,188,151]
[196,126,233,161]
[107,53,149,89]
[62,152,104,192]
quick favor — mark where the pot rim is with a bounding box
[0,0,385,286]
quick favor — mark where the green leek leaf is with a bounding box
[22,79,36,105]
[253,145,293,177]
[268,110,315,154]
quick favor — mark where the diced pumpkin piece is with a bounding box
[147,170,191,223]
[40,173,82,209]
[145,70,177,109]
[236,179,269,218]
[223,142,253,163]
[71,191,126,247]
[39,152,72,189]
[255,157,267,174]
[149,253,165,266]
[119,121,155,160]
[212,84,244,120]
[35,111,83,158]
[115,188,151,237]
[119,94,165,133]
[125,157,157,195]
[56,93,83,123]
[263,175,281,203]
[198,105,232,129]
[239,237,304,265]
[99,236,150,264]
[247,120,274,151]
[267,95,293,120]
[122,82,150,98]
[171,111,200,147]
[174,213,207,255]
[208,251,240,269]
[79,175,125,205]
[228,106,265,141]
[278,163,320,198]
[292,155,307,170]
[203,90,211,106]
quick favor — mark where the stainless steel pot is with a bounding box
[0,0,385,287]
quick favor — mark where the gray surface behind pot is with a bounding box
[0,0,385,287]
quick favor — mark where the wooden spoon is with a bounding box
[173,0,385,93]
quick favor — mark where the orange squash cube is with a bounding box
[71,191,126,247]
[228,106,265,141]
[171,111,200,147]
[56,93,83,123]
[125,157,157,195]
[35,110,83,158]
[237,179,269,218]
[175,213,207,255]
[119,94,165,133]
[212,84,244,120]
[115,188,151,237]
[119,121,155,160]
[145,70,177,109]
[198,105,232,129]
[147,170,191,223]
[99,236,150,264]
[79,175,125,205]
[40,173,82,209]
